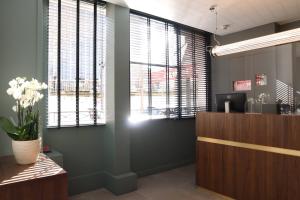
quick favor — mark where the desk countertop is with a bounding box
[0,153,66,186]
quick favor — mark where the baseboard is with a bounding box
[103,171,137,195]
[68,171,105,196]
[135,158,195,177]
[68,159,194,196]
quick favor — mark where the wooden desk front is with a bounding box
[196,112,300,200]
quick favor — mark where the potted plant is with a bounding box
[0,77,47,164]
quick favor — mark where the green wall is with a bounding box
[129,119,195,176]
[0,0,196,196]
[0,0,41,155]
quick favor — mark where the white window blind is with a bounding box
[130,12,210,121]
[48,0,106,127]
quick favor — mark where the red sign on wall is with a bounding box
[233,80,251,91]
[256,74,267,86]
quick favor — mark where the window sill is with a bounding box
[128,116,195,124]
[46,123,106,129]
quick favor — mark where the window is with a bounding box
[130,12,210,121]
[48,0,106,127]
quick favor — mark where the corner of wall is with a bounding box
[103,171,137,195]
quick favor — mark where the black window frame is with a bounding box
[129,10,212,120]
[47,0,106,128]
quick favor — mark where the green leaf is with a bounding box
[7,132,19,140]
[19,120,38,140]
[0,117,17,134]
[0,117,19,140]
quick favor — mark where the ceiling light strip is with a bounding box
[212,28,300,56]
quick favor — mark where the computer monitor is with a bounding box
[216,93,246,113]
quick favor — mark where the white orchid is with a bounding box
[1,77,47,141]
[6,77,47,109]
[7,77,26,100]
[12,106,18,112]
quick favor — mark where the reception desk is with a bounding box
[196,112,300,200]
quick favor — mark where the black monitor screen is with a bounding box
[216,93,246,113]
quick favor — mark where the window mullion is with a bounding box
[192,32,196,116]
[57,0,61,128]
[76,0,80,126]
[205,36,212,111]
[176,27,182,119]
[165,22,170,118]
[93,0,97,125]
[147,18,152,116]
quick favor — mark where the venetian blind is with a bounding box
[48,0,106,127]
[130,12,210,120]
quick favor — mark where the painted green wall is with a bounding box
[45,127,107,194]
[129,119,195,176]
[0,0,41,155]
[0,0,196,196]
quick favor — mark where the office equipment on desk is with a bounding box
[216,93,246,113]
[277,103,291,114]
[225,101,230,113]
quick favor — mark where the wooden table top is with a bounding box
[0,154,66,186]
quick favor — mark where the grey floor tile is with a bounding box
[70,164,227,200]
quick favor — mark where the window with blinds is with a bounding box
[130,12,210,121]
[48,0,106,127]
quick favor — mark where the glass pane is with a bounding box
[169,66,178,117]
[195,34,207,112]
[151,66,166,119]
[150,19,166,65]
[180,31,195,117]
[130,14,148,64]
[96,5,106,124]
[130,64,149,120]
[79,1,94,125]
[48,0,59,127]
[60,0,77,126]
[168,25,178,117]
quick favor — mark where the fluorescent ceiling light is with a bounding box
[211,28,300,56]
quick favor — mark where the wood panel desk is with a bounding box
[196,112,300,200]
[0,154,68,200]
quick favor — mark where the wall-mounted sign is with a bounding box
[233,80,251,91]
[256,73,267,86]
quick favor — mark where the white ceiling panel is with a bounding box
[106,0,300,35]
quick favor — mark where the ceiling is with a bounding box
[106,0,300,35]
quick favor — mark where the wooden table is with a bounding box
[0,154,68,200]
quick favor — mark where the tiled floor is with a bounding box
[71,165,229,200]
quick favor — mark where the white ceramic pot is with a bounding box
[12,138,41,165]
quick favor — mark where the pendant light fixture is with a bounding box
[206,5,221,56]
[207,5,300,57]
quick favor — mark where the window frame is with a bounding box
[129,10,212,120]
[47,0,106,128]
